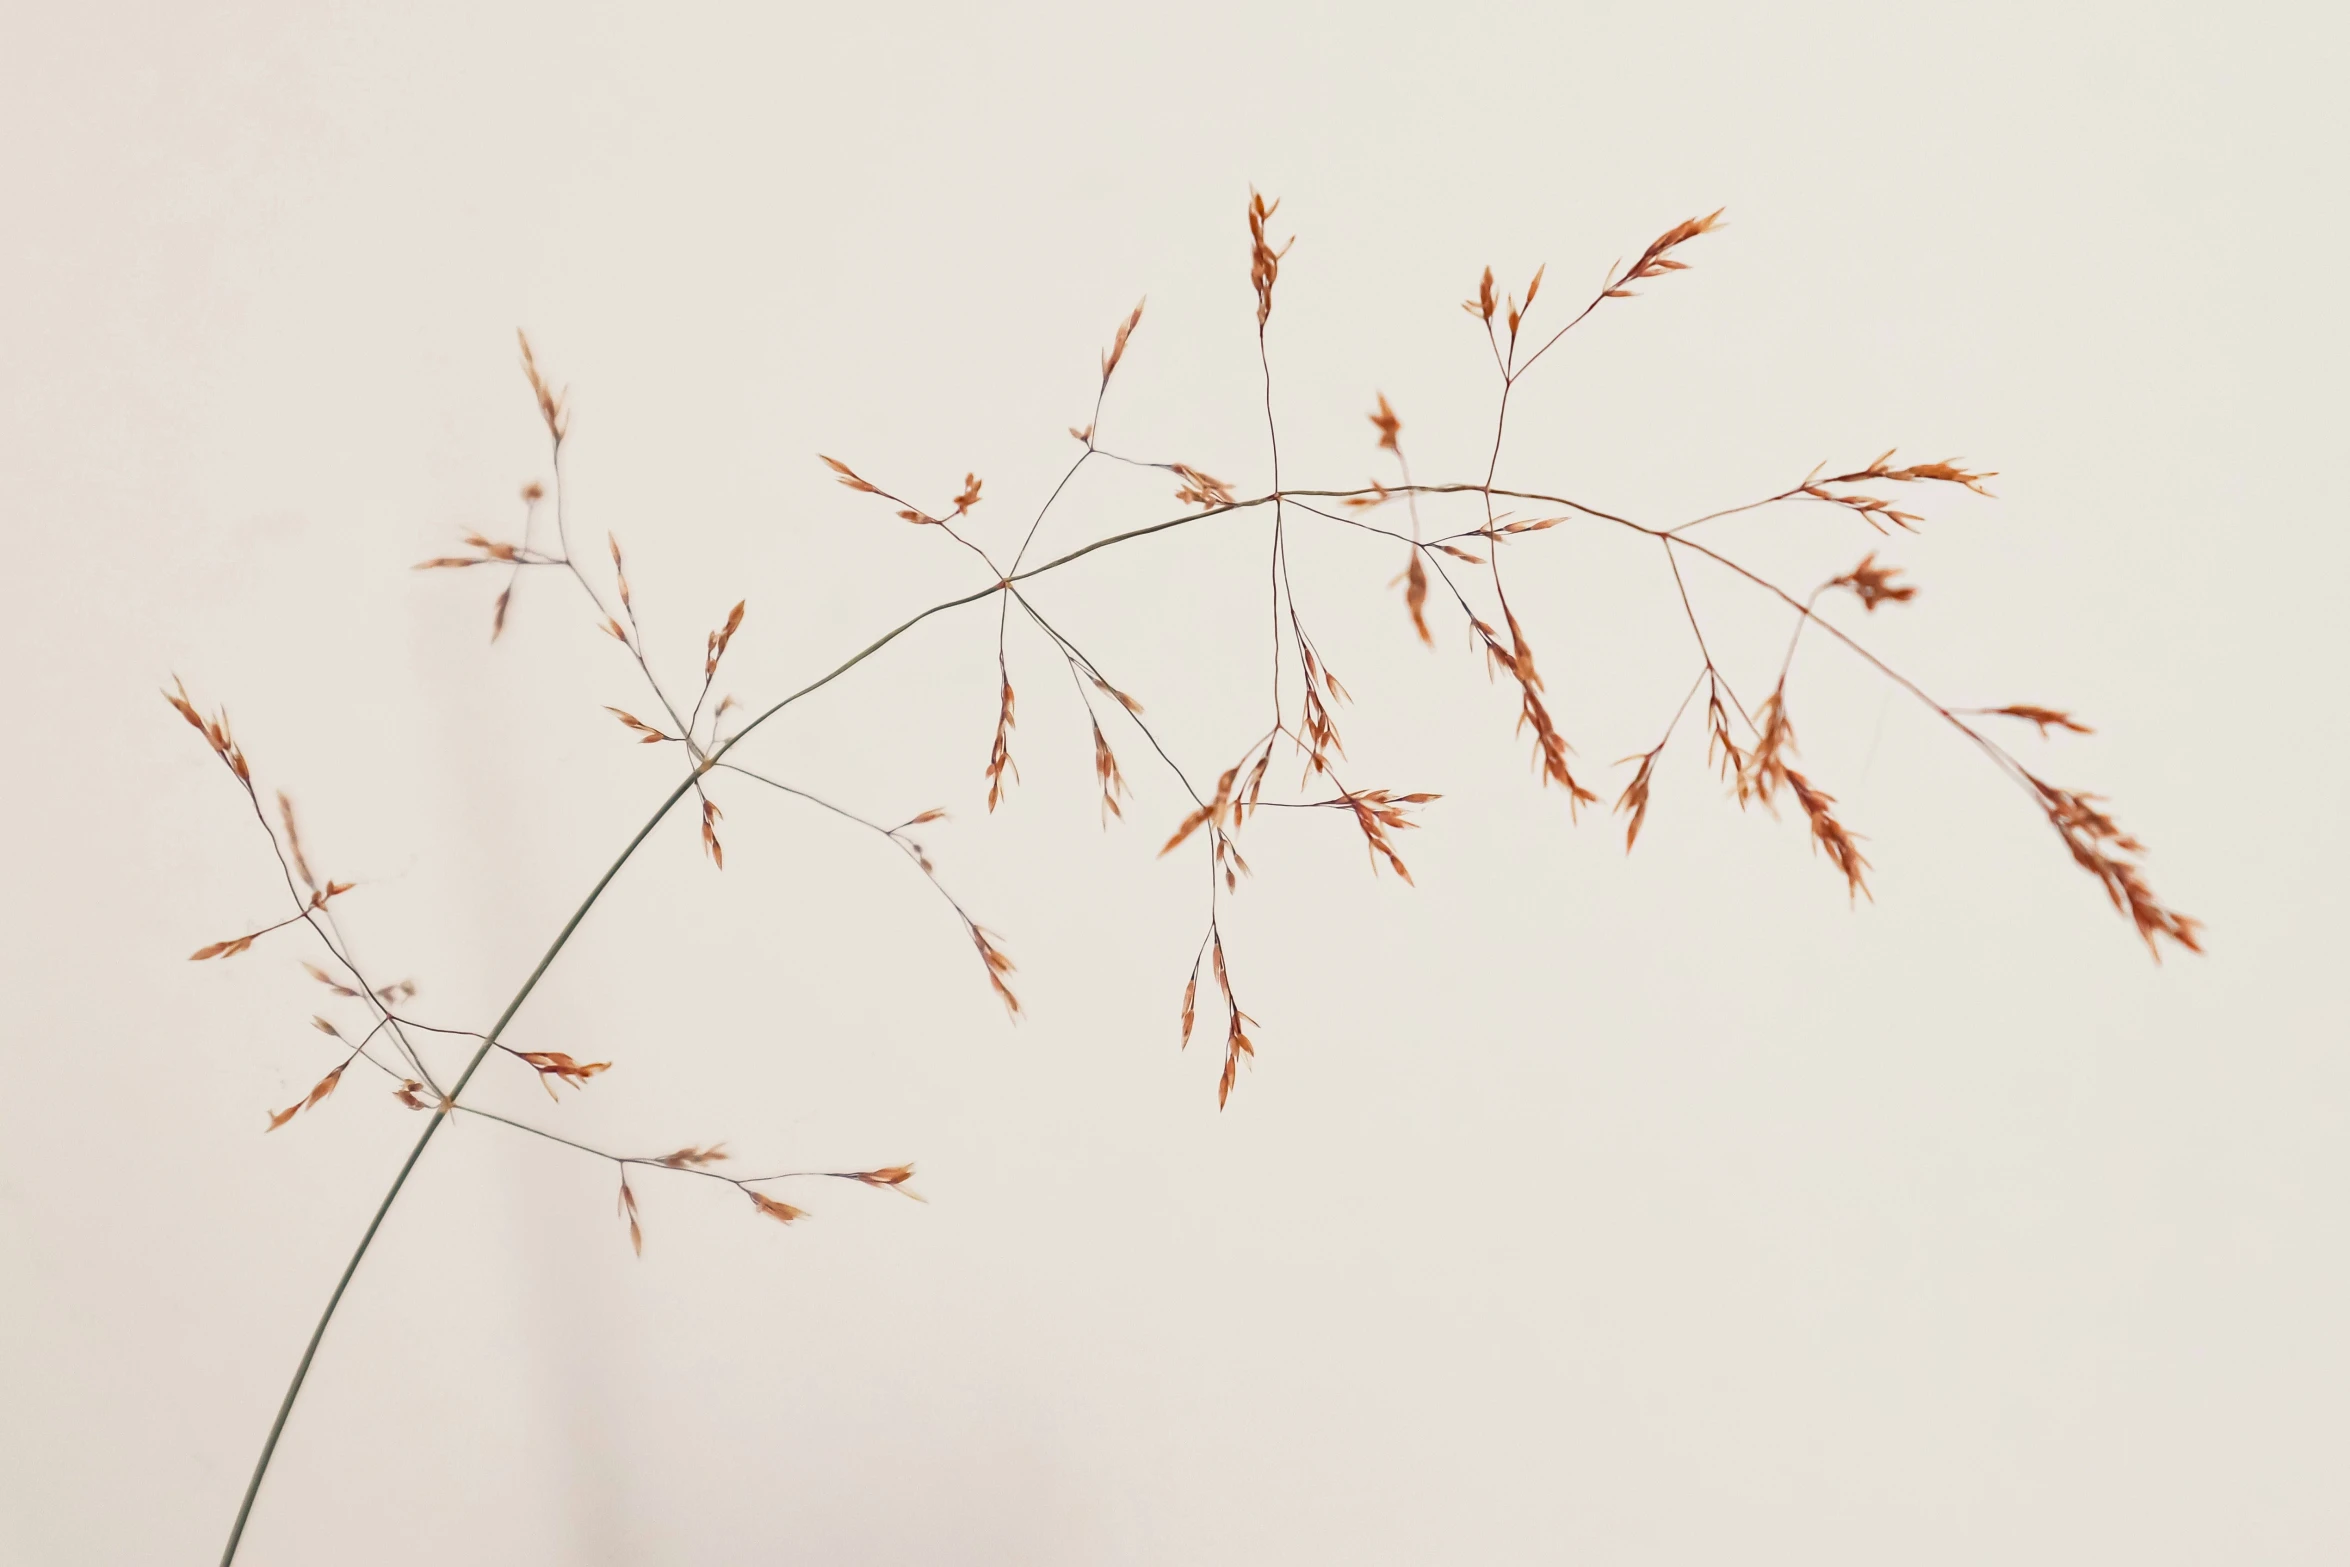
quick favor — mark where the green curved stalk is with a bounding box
[218,499,1266,1564]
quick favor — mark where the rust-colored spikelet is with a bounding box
[1247,189,1291,330]
[1159,763,1240,858]
[266,1063,345,1132]
[514,1050,611,1101]
[2025,775,2202,957]
[1238,751,1271,825]
[1615,750,1659,852]
[1607,209,1725,296]
[984,674,1018,811]
[1816,450,1998,496]
[1739,692,1796,807]
[189,934,259,962]
[1346,479,1393,512]
[415,532,524,571]
[1179,954,1200,1048]
[516,330,567,440]
[1481,613,1596,810]
[1781,765,1871,901]
[706,600,746,679]
[491,586,512,641]
[657,1144,730,1168]
[1400,552,1433,645]
[1369,393,1403,452]
[277,791,318,894]
[1799,452,1997,533]
[1463,266,1497,323]
[302,961,359,997]
[1705,683,1748,785]
[608,534,632,612]
[163,675,206,734]
[700,797,724,868]
[1298,688,1339,775]
[1804,489,1920,533]
[300,1065,344,1108]
[1101,300,1145,385]
[1506,264,1545,341]
[1982,705,2093,737]
[1337,789,1436,882]
[1207,934,1256,1110]
[969,924,1020,1016]
[1219,1011,1253,1109]
[164,677,252,784]
[1091,718,1129,823]
[393,1079,432,1111]
[952,474,983,516]
[1296,642,1346,776]
[606,707,671,744]
[1884,459,1996,492]
[1730,692,1869,899]
[1827,552,1917,613]
[846,1164,925,1201]
[818,454,881,496]
[1087,671,1145,717]
[1171,464,1236,510]
[747,1190,806,1226]
[618,1172,643,1257]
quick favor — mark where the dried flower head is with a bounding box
[1100,300,1145,385]
[513,1050,611,1100]
[1606,208,1725,296]
[1171,463,1236,510]
[747,1190,806,1226]
[846,1164,925,1201]
[1247,189,1291,330]
[1827,552,1917,613]
[516,330,568,440]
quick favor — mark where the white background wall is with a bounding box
[4,2,2344,1562]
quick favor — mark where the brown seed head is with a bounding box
[1463,266,1497,323]
[516,331,568,440]
[514,1050,611,1101]
[1827,552,1918,613]
[1247,188,1292,330]
[748,1190,806,1226]
[1981,705,2093,737]
[618,1172,643,1257]
[1100,299,1145,385]
[847,1164,926,1201]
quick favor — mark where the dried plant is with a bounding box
[178,193,2198,1563]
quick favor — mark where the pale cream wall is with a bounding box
[4,2,2345,1562]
